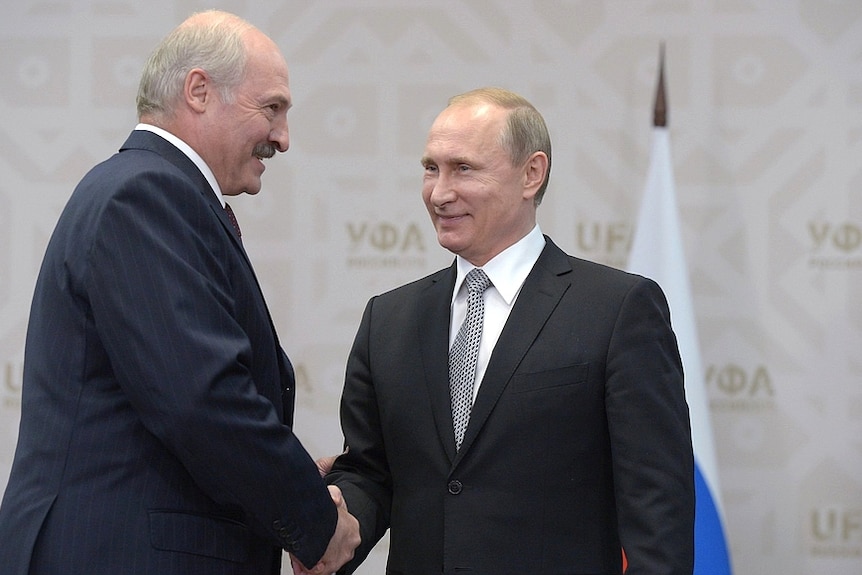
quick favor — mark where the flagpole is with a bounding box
[627,45,733,575]
[654,42,667,128]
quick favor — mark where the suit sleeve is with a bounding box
[327,297,393,573]
[85,171,336,567]
[605,276,695,575]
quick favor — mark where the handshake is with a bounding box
[290,454,361,575]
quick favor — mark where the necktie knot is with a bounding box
[464,268,491,295]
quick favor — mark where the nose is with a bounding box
[427,173,456,208]
[271,118,289,153]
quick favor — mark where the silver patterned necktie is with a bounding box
[449,268,491,450]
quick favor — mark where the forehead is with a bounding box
[240,33,291,103]
[424,103,507,159]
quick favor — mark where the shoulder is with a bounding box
[539,236,653,292]
[374,266,453,300]
[356,266,454,326]
[72,132,213,213]
[78,134,192,196]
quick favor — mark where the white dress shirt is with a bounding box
[449,225,546,401]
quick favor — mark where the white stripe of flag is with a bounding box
[627,113,733,575]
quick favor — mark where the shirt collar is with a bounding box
[452,225,546,305]
[135,123,225,207]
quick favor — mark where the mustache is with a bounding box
[253,143,276,159]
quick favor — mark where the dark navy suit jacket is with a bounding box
[329,239,695,575]
[0,130,336,574]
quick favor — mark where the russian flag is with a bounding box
[626,48,733,575]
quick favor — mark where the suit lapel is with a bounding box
[455,239,573,461]
[418,263,460,463]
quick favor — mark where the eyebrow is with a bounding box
[421,155,471,166]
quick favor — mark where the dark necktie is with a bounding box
[449,268,491,450]
[224,202,242,240]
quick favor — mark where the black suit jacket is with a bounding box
[0,130,336,575]
[329,238,695,575]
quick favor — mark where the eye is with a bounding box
[263,102,283,117]
[423,162,438,174]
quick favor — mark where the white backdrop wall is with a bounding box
[1,1,860,574]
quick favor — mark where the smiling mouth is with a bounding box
[437,213,466,226]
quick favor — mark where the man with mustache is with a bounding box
[0,10,358,575]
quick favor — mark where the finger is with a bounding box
[315,454,338,477]
[288,554,307,575]
[327,485,345,508]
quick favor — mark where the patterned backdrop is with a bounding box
[1,1,860,573]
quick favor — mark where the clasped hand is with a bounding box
[290,484,359,575]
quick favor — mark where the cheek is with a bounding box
[421,183,433,205]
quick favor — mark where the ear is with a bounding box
[522,151,549,200]
[184,68,210,113]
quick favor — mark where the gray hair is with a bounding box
[136,11,253,120]
[448,87,552,205]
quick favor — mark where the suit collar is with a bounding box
[121,130,216,201]
[134,124,223,204]
[120,130,244,247]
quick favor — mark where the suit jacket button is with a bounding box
[448,480,462,495]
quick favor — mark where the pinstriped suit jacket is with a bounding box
[0,130,336,575]
[329,238,695,575]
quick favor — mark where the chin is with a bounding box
[243,180,263,195]
[437,236,465,255]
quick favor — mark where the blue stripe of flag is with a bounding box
[695,462,732,575]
